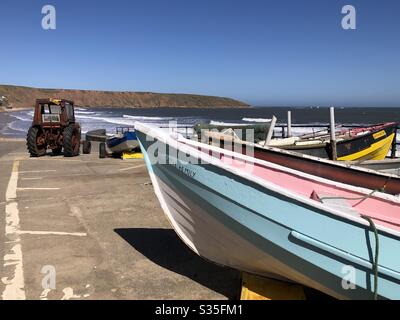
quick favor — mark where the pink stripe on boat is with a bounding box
[213,152,400,232]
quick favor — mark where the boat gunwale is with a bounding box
[179,133,400,204]
[204,128,400,180]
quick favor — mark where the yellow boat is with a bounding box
[276,122,398,161]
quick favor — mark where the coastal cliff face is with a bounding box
[0,85,250,109]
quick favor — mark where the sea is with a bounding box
[1,106,400,143]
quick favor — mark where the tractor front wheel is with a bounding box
[26,127,47,157]
[63,125,80,157]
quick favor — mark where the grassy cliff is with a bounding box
[0,85,250,109]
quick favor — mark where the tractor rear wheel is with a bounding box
[63,125,80,157]
[26,127,47,157]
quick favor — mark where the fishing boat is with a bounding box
[265,122,397,161]
[106,127,138,153]
[200,130,400,195]
[194,122,271,143]
[135,123,400,300]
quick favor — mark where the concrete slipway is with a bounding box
[0,140,240,300]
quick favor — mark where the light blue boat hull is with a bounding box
[136,129,400,300]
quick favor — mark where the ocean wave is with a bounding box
[71,111,193,135]
[7,120,29,133]
[75,111,96,115]
[75,114,102,120]
[123,115,175,121]
[242,117,271,123]
[99,117,137,126]
[9,114,31,122]
[209,121,246,126]
[288,128,316,135]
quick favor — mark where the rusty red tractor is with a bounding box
[27,99,89,157]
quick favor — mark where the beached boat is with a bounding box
[194,122,271,143]
[86,129,107,142]
[200,130,400,195]
[135,123,400,300]
[266,122,397,161]
[106,127,138,153]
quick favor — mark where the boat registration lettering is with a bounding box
[372,130,386,140]
[174,163,196,178]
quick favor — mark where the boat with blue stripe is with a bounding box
[135,123,400,300]
[106,127,138,153]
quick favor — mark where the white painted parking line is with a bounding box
[29,158,96,163]
[2,160,26,300]
[18,230,87,237]
[119,164,146,171]
[17,188,60,191]
[19,170,56,174]
[21,177,43,181]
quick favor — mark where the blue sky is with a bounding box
[0,0,399,107]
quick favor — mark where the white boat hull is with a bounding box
[108,140,139,153]
[147,169,342,299]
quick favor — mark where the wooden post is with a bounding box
[264,116,277,147]
[287,111,292,138]
[330,107,337,161]
[391,126,398,159]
